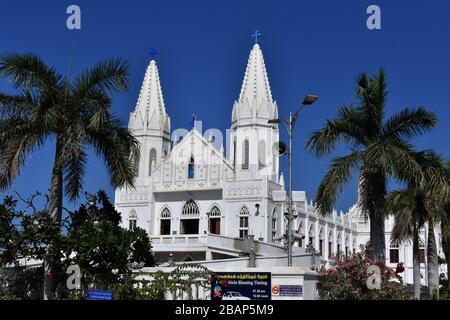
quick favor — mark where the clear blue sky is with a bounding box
[1,0,449,212]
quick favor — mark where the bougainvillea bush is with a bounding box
[318,245,407,300]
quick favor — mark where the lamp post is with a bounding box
[268,94,319,266]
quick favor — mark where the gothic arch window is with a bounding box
[149,148,157,176]
[271,208,277,240]
[239,206,249,238]
[209,206,221,217]
[182,199,199,216]
[233,138,237,167]
[345,235,349,256]
[308,224,315,248]
[188,156,195,179]
[328,231,334,258]
[258,140,266,169]
[133,154,140,177]
[418,238,426,264]
[389,239,400,263]
[242,139,249,170]
[181,200,200,234]
[318,227,324,257]
[297,220,305,247]
[160,208,171,235]
[208,205,221,235]
[161,208,171,218]
[337,232,343,257]
[129,210,137,230]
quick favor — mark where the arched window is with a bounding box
[297,220,305,247]
[182,199,199,216]
[160,208,171,235]
[258,140,266,168]
[419,238,426,264]
[318,227,324,257]
[188,156,195,179]
[345,235,349,256]
[337,232,343,257]
[239,206,249,238]
[242,139,249,170]
[181,200,199,234]
[129,210,137,230]
[208,206,221,235]
[308,224,315,248]
[233,138,237,167]
[133,154,140,177]
[271,208,277,240]
[328,231,334,258]
[149,148,157,176]
[209,206,221,217]
[390,239,400,263]
[161,208,171,218]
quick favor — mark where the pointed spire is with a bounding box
[132,55,168,131]
[238,43,273,107]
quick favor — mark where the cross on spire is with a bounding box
[189,113,197,129]
[150,48,158,60]
[252,30,262,43]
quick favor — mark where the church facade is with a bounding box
[114,43,445,287]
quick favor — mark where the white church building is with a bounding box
[114,43,446,288]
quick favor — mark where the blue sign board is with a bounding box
[279,285,303,296]
[211,272,271,300]
[87,289,113,300]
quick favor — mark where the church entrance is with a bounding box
[209,218,220,235]
[180,219,199,235]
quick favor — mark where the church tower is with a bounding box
[128,56,171,186]
[229,43,279,182]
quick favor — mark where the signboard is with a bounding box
[272,285,303,297]
[87,289,113,300]
[211,272,271,300]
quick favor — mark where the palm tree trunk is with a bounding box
[442,239,450,295]
[370,211,386,263]
[413,229,421,299]
[427,219,439,297]
[443,236,450,295]
[43,136,63,300]
[441,215,450,295]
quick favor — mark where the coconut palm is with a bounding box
[387,151,447,298]
[0,53,139,299]
[306,68,437,262]
[441,161,450,294]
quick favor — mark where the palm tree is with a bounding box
[0,53,140,299]
[441,161,450,294]
[306,68,437,262]
[387,151,447,298]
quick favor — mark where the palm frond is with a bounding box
[86,116,140,189]
[0,91,35,116]
[0,53,62,90]
[306,105,366,157]
[0,126,46,190]
[382,107,437,141]
[73,58,129,99]
[61,122,87,201]
[313,151,361,215]
[387,189,417,241]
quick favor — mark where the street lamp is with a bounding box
[268,93,319,267]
